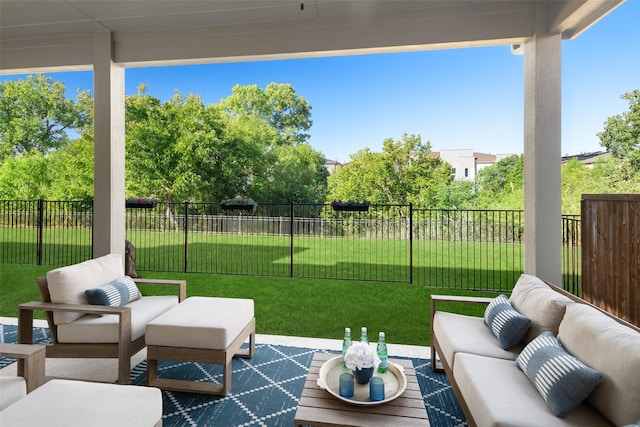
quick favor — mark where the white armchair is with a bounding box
[18,254,186,384]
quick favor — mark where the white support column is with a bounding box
[523,14,562,285]
[93,31,126,259]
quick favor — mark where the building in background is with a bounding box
[433,149,513,181]
[561,151,609,167]
[327,149,609,179]
[324,159,344,174]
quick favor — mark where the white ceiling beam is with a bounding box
[547,0,625,39]
[0,0,624,73]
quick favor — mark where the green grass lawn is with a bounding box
[0,264,495,346]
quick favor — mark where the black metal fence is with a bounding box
[562,214,581,295]
[0,200,581,292]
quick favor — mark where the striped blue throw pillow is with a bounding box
[484,294,531,350]
[516,331,602,417]
[85,275,142,307]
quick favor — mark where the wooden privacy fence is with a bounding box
[581,194,639,327]
[1,200,581,293]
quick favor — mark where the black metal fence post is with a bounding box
[409,203,413,284]
[184,201,189,273]
[290,201,294,277]
[37,199,44,265]
[90,199,94,259]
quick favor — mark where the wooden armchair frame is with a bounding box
[429,294,493,427]
[0,343,46,393]
[18,277,186,385]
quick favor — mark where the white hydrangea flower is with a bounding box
[344,342,380,370]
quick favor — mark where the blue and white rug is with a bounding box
[1,325,467,426]
[0,324,51,368]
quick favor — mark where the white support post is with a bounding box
[523,10,562,285]
[93,31,126,259]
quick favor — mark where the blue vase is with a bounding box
[353,367,374,384]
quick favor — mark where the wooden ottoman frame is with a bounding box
[147,317,255,395]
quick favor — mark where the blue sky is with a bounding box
[4,1,639,163]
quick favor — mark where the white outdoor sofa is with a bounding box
[431,274,640,427]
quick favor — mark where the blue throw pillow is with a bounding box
[484,294,531,350]
[85,275,142,307]
[516,331,603,417]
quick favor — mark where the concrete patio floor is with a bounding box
[0,316,430,383]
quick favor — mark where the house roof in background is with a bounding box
[561,151,610,164]
[474,152,497,164]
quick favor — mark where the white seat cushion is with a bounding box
[146,296,254,350]
[46,254,124,325]
[433,311,520,369]
[57,295,178,343]
[0,379,162,427]
[0,377,26,411]
[454,353,612,427]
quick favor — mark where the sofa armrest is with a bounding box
[20,301,130,316]
[133,278,187,302]
[431,295,493,318]
[0,343,46,393]
[18,302,131,349]
[430,295,493,372]
[430,294,492,329]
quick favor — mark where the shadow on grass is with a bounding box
[1,240,523,291]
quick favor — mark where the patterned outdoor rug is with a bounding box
[1,324,467,427]
[0,324,51,368]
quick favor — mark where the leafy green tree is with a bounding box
[560,157,640,214]
[213,106,277,201]
[125,87,235,203]
[327,133,451,209]
[47,135,95,200]
[0,74,91,160]
[0,152,52,199]
[217,83,327,202]
[475,154,524,210]
[0,77,326,205]
[432,180,476,209]
[475,154,523,196]
[598,89,640,180]
[221,83,312,146]
[125,85,299,204]
[248,143,328,203]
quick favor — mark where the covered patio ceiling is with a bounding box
[0,1,625,286]
[0,0,624,71]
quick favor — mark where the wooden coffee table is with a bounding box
[294,352,430,426]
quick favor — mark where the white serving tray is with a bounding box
[316,356,407,406]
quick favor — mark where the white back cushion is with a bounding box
[46,254,124,324]
[509,274,573,344]
[558,303,640,427]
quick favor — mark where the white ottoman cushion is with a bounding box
[0,377,26,411]
[0,379,162,427]
[146,296,254,350]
